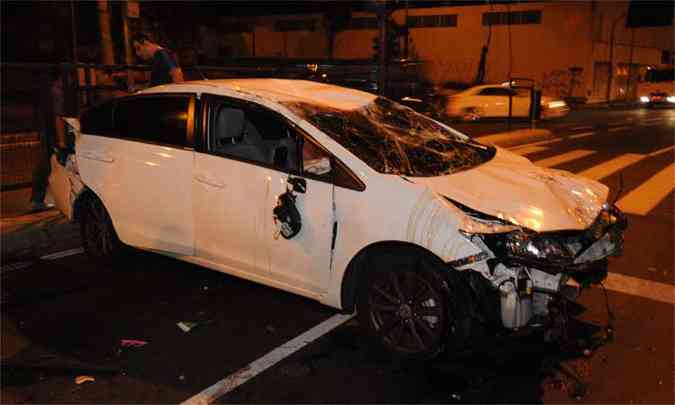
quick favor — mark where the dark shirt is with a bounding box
[151,48,179,86]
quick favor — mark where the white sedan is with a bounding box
[49,79,623,360]
[443,84,570,121]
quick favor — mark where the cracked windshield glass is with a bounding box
[285,97,494,177]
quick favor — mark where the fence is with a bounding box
[1,59,428,191]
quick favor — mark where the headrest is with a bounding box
[215,107,244,142]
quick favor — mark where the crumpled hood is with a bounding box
[409,148,609,232]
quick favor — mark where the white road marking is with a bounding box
[0,261,33,274]
[512,145,548,156]
[608,125,632,132]
[182,313,354,405]
[648,145,675,157]
[577,153,645,181]
[40,247,85,260]
[568,131,595,140]
[534,149,596,168]
[616,163,675,215]
[601,272,675,305]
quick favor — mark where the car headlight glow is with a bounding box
[505,231,572,263]
[547,101,566,109]
[667,96,675,103]
[640,96,650,103]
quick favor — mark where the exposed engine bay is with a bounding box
[450,203,627,336]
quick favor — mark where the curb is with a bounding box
[1,209,80,261]
[474,128,553,148]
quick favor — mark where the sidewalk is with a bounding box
[0,127,551,263]
[1,188,80,262]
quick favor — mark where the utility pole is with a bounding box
[376,0,388,96]
[97,0,115,65]
[606,11,627,103]
[123,1,139,92]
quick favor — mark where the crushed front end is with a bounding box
[451,203,627,341]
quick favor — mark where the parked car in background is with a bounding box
[442,84,569,121]
[49,79,624,360]
[637,65,675,107]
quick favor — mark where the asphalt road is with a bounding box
[1,106,673,404]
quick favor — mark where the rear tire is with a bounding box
[356,248,469,360]
[80,195,124,265]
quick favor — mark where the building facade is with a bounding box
[211,1,672,102]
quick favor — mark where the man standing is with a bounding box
[132,32,184,86]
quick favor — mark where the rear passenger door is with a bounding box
[101,94,196,255]
[193,95,286,276]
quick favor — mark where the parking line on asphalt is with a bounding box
[182,313,355,405]
[568,131,596,140]
[602,272,675,305]
[608,125,632,132]
[534,149,596,168]
[616,163,675,215]
[40,247,85,260]
[648,145,674,157]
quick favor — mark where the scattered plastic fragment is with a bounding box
[178,375,185,381]
[177,321,199,333]
[265,325,277,334]
[75,375,95,385]
[121,339,148,348]
[583,349,592,357]
[449,393,462,401]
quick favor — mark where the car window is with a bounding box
[208,99,300,170]
[80,101,116,135]
[478,87,512,97]
[284,97,495,177]
[115,96,190,147]
[302,138,332,180]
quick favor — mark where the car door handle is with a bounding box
[195,174,225,189]
[80,151,114,163]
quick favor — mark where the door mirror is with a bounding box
[288,177,306,194]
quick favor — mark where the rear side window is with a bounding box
[478,88,512,97]
[115,96,190,147]
[80,101,116,135]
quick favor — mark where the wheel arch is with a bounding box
[72,187,102,223]
[339,240,446,313]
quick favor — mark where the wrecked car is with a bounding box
[49,79,626,359]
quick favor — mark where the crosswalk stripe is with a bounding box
[568,131,595,140]
[648,145,674,157]
[616,163,675,215]
[512,145,549,155]
[534,149,596,168]
[577,153,645,181]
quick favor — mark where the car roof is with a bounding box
[139,79,377,110]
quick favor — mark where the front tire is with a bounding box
[356,249,466,360]
[80,196,124,265]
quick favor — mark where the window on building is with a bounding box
[407,14,457,28]
[115,96,190,147]
[346,17,377,30]
[482,10,541,26]
[275,19,316,32]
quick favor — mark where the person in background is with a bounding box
[132,32,184,86]
[29,66,64,213]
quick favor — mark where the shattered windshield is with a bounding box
[284,97,494,177]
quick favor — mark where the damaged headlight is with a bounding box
[505,231,573,263]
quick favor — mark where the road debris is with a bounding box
[75,375,95,385]
[265,325,277,334]
[177,321,199,333]
[120,339,147,348]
